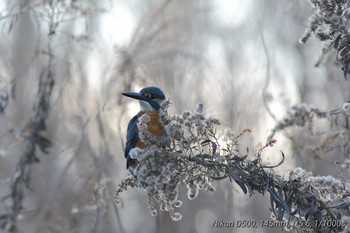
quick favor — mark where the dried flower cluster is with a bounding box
[115,100,350,232]
[268,103,328,139]
[115,101,218,221]
[286,168,350,232]
[268,103,350,164]
[300,0,350,78]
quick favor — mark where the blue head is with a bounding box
[122,87,166,111]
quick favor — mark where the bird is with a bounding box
[122,87,166,168]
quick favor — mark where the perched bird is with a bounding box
[122,87,166,168]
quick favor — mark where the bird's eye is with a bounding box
[145,93,156,99]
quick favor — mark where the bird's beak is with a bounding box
[122,92,148,101]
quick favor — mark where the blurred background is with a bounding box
[0,0,349,232]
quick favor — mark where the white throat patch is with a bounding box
[140,100,155,111]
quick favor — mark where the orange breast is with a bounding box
[135,111,164,148]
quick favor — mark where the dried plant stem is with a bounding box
[0,7,57,233]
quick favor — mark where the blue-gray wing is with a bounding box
[125,114,139,159]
